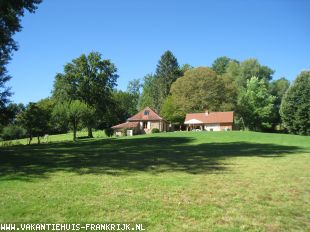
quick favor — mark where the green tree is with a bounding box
[211,56,234,75]
[17,102,50,144]
[53,100,93,141]
[238,76,276,131]
[160,95,184,124]
[236,59,274,87]
[269,77,290,130]
[154,50,181,111]
[138,74,158,110]
[0,0,41,109]
[170,67,237,117]
[280,71,310,135]
[112,90,138,124]
[126,78,141,114]
[52,52,118,137]
[180,64,193,75]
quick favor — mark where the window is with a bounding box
[144,110,149,116]
[143,122,148,129]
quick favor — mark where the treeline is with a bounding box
[1,51,310,143]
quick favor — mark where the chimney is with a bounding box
[205,109,209,116]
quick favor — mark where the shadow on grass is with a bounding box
[0,136,302,181]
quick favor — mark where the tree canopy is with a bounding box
[280,71,310,135]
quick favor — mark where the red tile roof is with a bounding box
[111,121,140,129]
[184,111,234,124]
[128,107,163,121]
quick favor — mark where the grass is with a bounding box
[0,131,309,231]
[0,130,106,146]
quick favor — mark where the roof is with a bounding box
[184,111,234,124]
[111,121,139,129]
[128,107,163,121]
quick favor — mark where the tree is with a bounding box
[17,102,50,144]
[211,56,234,75]
[127,78,141,114]
[53,100,93,141]
[170,67,237,117]
[180,64,193,75]
[269,77,290,130]
[52,52,118,137]
[0,0,41,109]
[238,76,276,131]
[111,90,138,124]
[138,74,158,110]
[280,71,310,135]
[0,102,24,128]
[236,59,274,87]
[160,95,184,124]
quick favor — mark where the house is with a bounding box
[112,107,169,135]
[184,110,234,131]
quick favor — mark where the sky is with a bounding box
[7,0,310,104]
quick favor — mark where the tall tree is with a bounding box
[52,52,118,137]
[238,76,276,131]
[155,50,181,111]
[280,71,310,135]
[127,78,141,114]
[269,77,290,130]
[0,0,41,109]
[236,59,274,87]
[170,67,237,117]
[211,56,234,75]
[138,74,158,110]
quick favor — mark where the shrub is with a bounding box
[1,125,26,140]
[104,128,114,137]
[151,128,160,133]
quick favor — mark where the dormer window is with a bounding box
[144,110,149,116]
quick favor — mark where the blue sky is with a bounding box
[7,0,310,104]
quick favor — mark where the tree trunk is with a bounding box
[37,136,40,144]
[28,135,32,145]
[88,126,93,138]
[73,123,77,142]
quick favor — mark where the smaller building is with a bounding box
[184,110,234,131]
[112,107,169,135]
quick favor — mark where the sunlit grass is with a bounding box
[0,131,309,231]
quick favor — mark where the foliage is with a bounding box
[211,56,234,75]
[139,51,181,112]
[104,128,114,137]
[170,67,237,117]
[280,71,310,135]
[180,64,193,75]
[138,74,158,110]
[17,102,50,144]
[53,100,93,141]
[160,95,184,123]
[1,124,26,140]
[0,0,41,109]
[238,76,276,131]
[269,77,290,130]
[52,52,118,136]
[0,103,25,128]
[151,128,160,133]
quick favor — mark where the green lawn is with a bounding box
[0,131,309,231]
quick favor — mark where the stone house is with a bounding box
[112,107,169,135]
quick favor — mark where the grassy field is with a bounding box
[0,130,106,146]
[0,131,309,231]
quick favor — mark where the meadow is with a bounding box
[0,131,309,231]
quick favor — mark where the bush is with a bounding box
[1,125,26,140]
[104,128,114,137]
[151,128,160,133]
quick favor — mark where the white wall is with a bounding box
[204,124,220,131]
